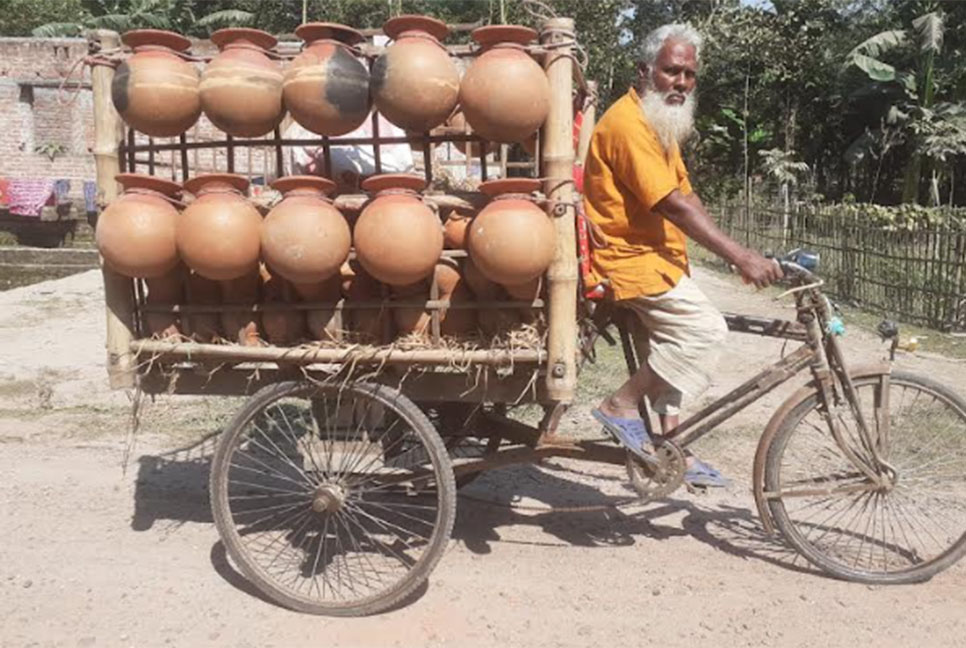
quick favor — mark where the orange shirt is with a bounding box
[583,88,693,299]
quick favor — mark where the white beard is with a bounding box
[639,86,696,153]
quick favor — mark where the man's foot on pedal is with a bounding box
[591,409,658,466]
[684,457,729,488]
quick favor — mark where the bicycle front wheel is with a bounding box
[765,370,966,584]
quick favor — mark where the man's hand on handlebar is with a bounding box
[735,250,783,289]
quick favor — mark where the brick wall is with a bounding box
[0,38,96,199]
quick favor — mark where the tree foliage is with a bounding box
[2,0,965,205]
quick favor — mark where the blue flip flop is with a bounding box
[591,409,658,466]
[684,458,729,488]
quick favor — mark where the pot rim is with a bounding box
[479,178,541,197]
[184,173,250,196]
[122,29,191,53]
[271,175,336,197]
[383,15,449,42]
[115,173,182,198]
[211,28,278,52]
[295,22,365,46]
[471,25,537,49]
[361,173,427,195]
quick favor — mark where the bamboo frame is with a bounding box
[540,17,579,403]
[95,19,582,397]
[90,29,136,389]
[131,339,543,366]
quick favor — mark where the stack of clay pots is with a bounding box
[102,17,556,347]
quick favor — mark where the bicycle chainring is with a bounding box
[625,438,686,501]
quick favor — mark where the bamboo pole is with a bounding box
[90,29,136,389]
[540,17,578,403]
[576,80,597,166]
[131,340,543,366]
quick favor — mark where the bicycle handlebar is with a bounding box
[776,259,819,285]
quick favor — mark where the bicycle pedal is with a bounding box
[685,483,708,495]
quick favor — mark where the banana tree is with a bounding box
[845,8,945,203]
[759,147,810,243]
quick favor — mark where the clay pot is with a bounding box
[220,266,261,346]
[284,23,371,136]
[504,275,542,325]
[442,209,472,249]
[178,174,262,281]
[260,264,306,346]
[467,178,555,285]
[354,174,443,286]
[200,28,284,137]
[435,259,476,335]
[294,274,342,342]
[113,30,201,137]
[460,26,550,143]
[463,256,502,300]
[444,109,488,157]
[371,15,460,132]
[344,261,390,342]
[144,263,185,339]
[183,271,221,342]
[96,173,181,278]
[262,176,350,285]
[392,288,431,338]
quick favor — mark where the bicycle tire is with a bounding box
[210,380,456,616]
[765,370,966,584]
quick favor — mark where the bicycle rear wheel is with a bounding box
[765,371,966,583]
[210,380,456,616]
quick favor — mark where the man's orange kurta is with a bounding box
[583,88,693,300]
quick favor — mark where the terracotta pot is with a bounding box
[294,274,342,342]
[442,209,472,249]
[462,256,502,300]
[371,15,459,132]
[178,174,262,281]
[220,266,261,346]
[344,261,390,342]
[354,174,443,286]
[144,263,185,339]
[436,259,476,335]
[443,109,488,157]
[392,290,431,338]
[260,264,305,345]
[113,30,201,137]
[459,25,550,143]
[200,28,284,136]
[503,275,541,301]
[284,23,371,136]
[478,308,520,338]
[96,173,181,278]
[183,271,221,342]
[467,178,555,285]
[262,175,350,285]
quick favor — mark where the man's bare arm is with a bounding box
[654,189,782,288]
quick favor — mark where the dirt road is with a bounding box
[2,268,965,647]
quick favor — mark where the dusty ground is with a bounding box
[2,267,966,648]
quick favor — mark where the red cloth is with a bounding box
[0,179,9,207]
[5,178,56,217]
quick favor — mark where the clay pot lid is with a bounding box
[271,175,336,196]
[472,25,537,48]
[115,173,182,197]
[122,29,191,52]
[362,173,427,194]
[184,173,250,195]
[384,15,449,42]
[480,178,541,197]
[295,22,365,46]
[211,28,278,52]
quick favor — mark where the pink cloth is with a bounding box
[6,178,56,217]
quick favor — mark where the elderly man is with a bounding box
[585,24,782,487]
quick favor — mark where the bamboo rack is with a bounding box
[90,19,581,399]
